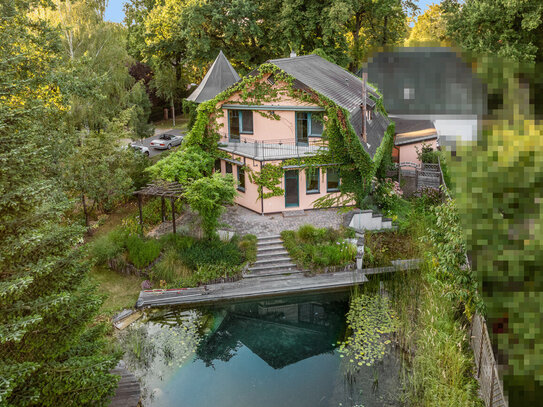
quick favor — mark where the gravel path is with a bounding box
[219,205,346,236]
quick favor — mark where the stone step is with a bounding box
[254,256,292,265]
[257,238,283,246]
[257,235,281,241]
[256,250,289,258]
[243,268,303,279]
[249,262,296,273]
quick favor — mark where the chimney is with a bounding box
[290,50,297,58]
[362,71,367,143]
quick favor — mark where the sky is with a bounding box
[105,0,437,24]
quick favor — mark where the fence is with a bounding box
[470,313,508,407]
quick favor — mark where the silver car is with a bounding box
[149,133,183,150]
[130,143,150,156]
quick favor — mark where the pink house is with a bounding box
[392,118,439,168]
[194,54,390,214]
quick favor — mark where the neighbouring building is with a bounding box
[186,50,240,104]
[209,54,390,214]
[363,46,487,153]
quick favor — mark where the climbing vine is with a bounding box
[154,63,393,207]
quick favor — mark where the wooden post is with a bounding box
[161,196,166,222]
[171,197,176,234]
[137,194,144,236]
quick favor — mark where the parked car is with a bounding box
[149,133,183,150]
[129,143,150,156]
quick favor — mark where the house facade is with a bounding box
[209,54,389,214]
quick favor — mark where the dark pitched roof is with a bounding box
[362,47,487,116]
[269,54,389,157]
[187,51,240,103]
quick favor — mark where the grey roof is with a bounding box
[269,54,389,157]
[393,118,436,134]
[362,47,487,116]
[187,51,240,103]
[392,118,438,146]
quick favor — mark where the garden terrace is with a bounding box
[134,181,184,234]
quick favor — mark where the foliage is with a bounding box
[363,230,419,268]
[182,99,199,131]
[183,173,237,238]
[405,3,449,45]
[248,163,285,199]
[88,233,125,266]
[281,225,356,271]
[415,142,439,164]
[238,234,258,264]
[0,2,119,405]
[454,74,543,400]
[339,293,396,367]
[123,80,155,139]
[178,238,242,270]
[391,268,483,407]
[412,187,445,212]
[147,145,214,185]
[373,122,395,179]
[372,177,404,216]
[443,0,543,63]
[152,234,249,287]
[125,235,162,269]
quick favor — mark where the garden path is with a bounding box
[219,205,345,236]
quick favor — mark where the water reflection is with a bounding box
[121,291,402,407]
[196,293,348,369]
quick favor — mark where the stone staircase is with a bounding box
[243,235,302,279]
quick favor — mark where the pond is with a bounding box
[120,291,403,407]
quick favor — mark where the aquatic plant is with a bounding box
[339,294,396,368]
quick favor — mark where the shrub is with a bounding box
[88,232,124,265]
[179,238,242,270]
[152,248,192,283]
[281,226,356,271]
[298,224,317,243]
[125,235,162,268]
[416,142,439,164]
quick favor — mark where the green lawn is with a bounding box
[90,266,142,316]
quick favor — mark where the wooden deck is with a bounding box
[136,259,421,308]
[109,361,140,407]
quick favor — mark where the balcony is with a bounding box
[218,135,327,161]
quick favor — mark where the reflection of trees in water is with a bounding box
[196,295,349,369]
[120,308,212,405]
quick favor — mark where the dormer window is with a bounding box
[267,74,275,85]
[366,109,373,122]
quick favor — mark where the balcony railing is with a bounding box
[218,134,327,160]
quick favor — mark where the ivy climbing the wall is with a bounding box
[152,63,394,208]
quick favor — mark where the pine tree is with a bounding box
[0,1,120,405]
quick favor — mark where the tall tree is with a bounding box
[405,3,449,45]
[328,0,417,70]
[0,1,119,405]
[443,0,543,63]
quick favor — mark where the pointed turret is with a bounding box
[186,50,240,103]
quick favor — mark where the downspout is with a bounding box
[260,160,264,215]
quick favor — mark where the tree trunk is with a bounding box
[171,97,176,127]
[81,194,89,228]
[382,16,388,46]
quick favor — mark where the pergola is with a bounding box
[134,181,184,235]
